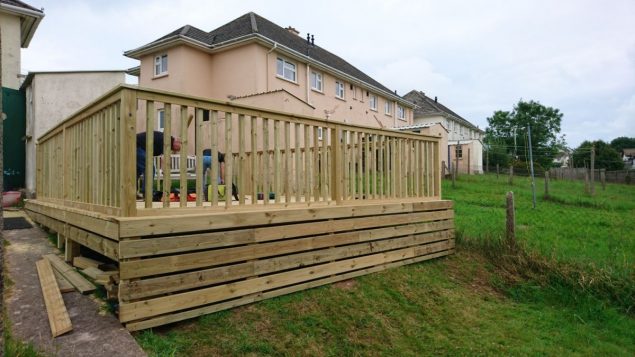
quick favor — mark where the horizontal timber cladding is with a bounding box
[25,200,120,240]
[116,200,452,238]
[118,200,454,329]
[25,209,119,261]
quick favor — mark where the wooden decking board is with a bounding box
[26,195,453,330]
[52,269,75,293]
[125,248,453,331]
[44,254,96,294]
[119,209,452,259]
[119,241,451,322]
[36,259,73,337]
[117,200,453,237]
[119,219,453,279]
[67,226,119,260]
[25,200,119,240]
[73,256,103,270]
[119,230,453,301]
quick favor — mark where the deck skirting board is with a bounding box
[24,198,454,330]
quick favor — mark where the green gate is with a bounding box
[2,87,26,191]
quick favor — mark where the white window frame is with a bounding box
[154,54,168,76]
[276,57,297,82]
[335,81,345,99]
[385,101,392,115]
[369,95,377,111]
[397,105,406,121]
[157,109,165,131]
[310,71,323,92]
[317,127,324,141]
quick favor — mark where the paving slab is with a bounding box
[3,212,146,357]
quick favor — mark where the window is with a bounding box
[157,109,165,131]
[397,105,406,120]
[310,71,323,92]
[317,127,324,140]
[456,145,463,159]
[276,57,296,82]
[385,101,392,115]
[154,54,168,76]
[335,81,345,99]
[369,95,377,111]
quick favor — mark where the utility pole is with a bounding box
[590,144,595,196]
[527,125,536,208]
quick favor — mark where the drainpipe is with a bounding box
[306,63,310,103]
[266,42,278,91]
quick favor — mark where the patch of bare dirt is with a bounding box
[333,279,358,290]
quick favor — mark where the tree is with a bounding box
[610,137,635,155]
[485,100,566,169]
[572,140,623,170]
[483,137,511,168]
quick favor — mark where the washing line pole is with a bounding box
[527,124,536,208]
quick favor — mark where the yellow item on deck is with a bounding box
[208,184,226,201]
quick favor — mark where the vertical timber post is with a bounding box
[467,148,471,175]
[600,168,606,190]
[590,144,595,196]
[527,125,536,208]
[508,165,513,185]
[496,163,499,179]
[544,170,550,198]
[506,191,515,246]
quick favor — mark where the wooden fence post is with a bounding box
[467,148,471,175]
[600,168,606,191]
[455,145,460,179]
[451,163,456,188]
[590,144,595,196]
[584,170,590,194]
[508,165,513,185]
[441,160,446,178]
[544,170,550,198]
[506,191,515,245]
[496,164,499,179]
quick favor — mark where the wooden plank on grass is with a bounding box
[52,269,75,293]
[73,256,103,270]
[44,254,95,294]
[36,259,73,337]
[81,267,104,280]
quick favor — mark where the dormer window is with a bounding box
[154,54,168,76]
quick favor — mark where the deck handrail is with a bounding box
[35,85,442,217]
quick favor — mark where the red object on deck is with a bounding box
[2,191,21,207]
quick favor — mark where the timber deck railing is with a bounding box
[36,85,441,217]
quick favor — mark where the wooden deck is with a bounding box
[27,85,454,330]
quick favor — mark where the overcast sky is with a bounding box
[20,0,635,147]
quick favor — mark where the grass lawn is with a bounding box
[136,174,635,356]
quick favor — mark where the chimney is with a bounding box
[286,26,300,36]
[434,96,437,102]
[311,34,314,46]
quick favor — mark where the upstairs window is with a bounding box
[310,71,323,92]
[397,105,406,120]
[369,95,377,111]
[157,109,165,131]
[335,81,345,99]
[276,57,296,82]
[154,54,168,76]
[385,101,392,115]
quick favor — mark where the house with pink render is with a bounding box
[124,12,415,136]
